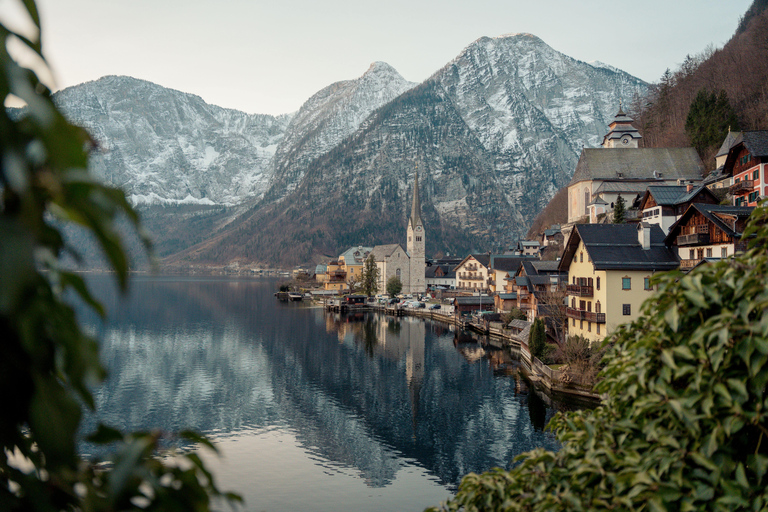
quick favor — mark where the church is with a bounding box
[567,106,705,224]
[369,173,426,295]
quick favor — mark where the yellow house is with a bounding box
[558,223,679,343]
[323,260,348,292]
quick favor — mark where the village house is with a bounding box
[338,246,373,285]
[321,259,349,292]
[722,130,768,207]
[508,260,567,323]
[454,254,491,292]
[637,184,719,234]
[664,203,755,271]
[425,261,457,290]
[487,255,532,311]
[704,130,742,190]
[558,223,679,344]
[567,107,704,225]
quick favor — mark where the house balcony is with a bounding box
[680,258,701,270]
[566,307,605,323]
[677,233,710,246]
[729,180,754,195]
[566,284,593,297]
[330,270,347,278]
[460,274,484,281]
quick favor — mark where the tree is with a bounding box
[535,288,568,346]
[386,276,403,296]
[430,203,768,512]
[529,318,547,361]
[0,4,238,510]
[612,194,626,224]
[360,256,380,297]
[685,89,739,157]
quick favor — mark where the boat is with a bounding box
[288,293,303,301]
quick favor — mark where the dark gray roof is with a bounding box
[561,224,679,271]
[468,254,491,267]
[456,296,493,306]
[742,131,768,157]
[594,181,657,195]
[489,255,530,272]
[425,265,455,279]
[716,131,742,157]
[530,260,561,272]
[644,185,688,206]
[569,148,705,186]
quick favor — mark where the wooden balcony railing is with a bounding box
[566,307,606,323]
[729,180,754,194]
[566,284,593,297]
[677,233,710,246]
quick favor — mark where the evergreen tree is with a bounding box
[529,318,547,361]
[360,256,380,297]
[386,276,403,296]
[613,195,626,224]
[685,89,739,157]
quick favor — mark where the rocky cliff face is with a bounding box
[54,76,292,206]
[52,35,648,268]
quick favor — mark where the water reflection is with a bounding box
[79,275,562,508]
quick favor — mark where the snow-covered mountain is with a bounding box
[263,61,416,202]
[54,76,292,206]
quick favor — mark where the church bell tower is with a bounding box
[406,172,426,294]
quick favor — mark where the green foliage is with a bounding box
[360,256,380,297]
[685,89,739,157]
[0,4,237,510]
[502,308,527,323]
[386,276,403,297]
[430,203,768,511]
[529,318,547,361]
[612,194,626,224]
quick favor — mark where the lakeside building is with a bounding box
[665,203,755,271]
[567,107,705,225]
[455,254,492,292]
[558,223,679,344]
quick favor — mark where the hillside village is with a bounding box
[312,107,766,355]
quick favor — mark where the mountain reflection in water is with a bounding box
[78,275,565,512]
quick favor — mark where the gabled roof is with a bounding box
[569,148,705,186]
[594,180,655,196]
[665,204,755,243]
[530,260,561,273]
[741,131,768,157]
[339,246,373,264]
[369,244,404,261]
[455,253,491,270]
[489,255,531,272]
[559,224,679,272]
[716,131,742,157]
[639,185,718,210]
[425,265,455,279]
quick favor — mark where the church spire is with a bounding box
[409,170,422,229]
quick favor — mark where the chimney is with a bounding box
[687,184,694,193]
[638,222,651,250]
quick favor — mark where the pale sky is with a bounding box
[2,0,754,115]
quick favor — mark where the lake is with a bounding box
[78,275,566,512]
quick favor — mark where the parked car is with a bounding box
[429,304,441,310]
[388,298,399,305]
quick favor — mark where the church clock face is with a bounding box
[416,226,422,232]
[621,135,631,145]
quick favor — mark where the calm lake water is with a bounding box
[78,275,566,512]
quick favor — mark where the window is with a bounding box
[587,322,591,332]
[579,252,583,263]
[596,277,600,290]
[580,320,584,329]
[622,277,631,290]
[623,304,631,315]
[706,248,712,258]
[753,169,760,181]
[416,236,422,242]
[689,249,695,259]
[572,318,576,327]
[721,247,728,258]
[644,277,652,290]
[597,323,600,335]
[595,301,601,313]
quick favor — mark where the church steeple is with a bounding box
[601,104,642,148]
[409,172,423,229]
